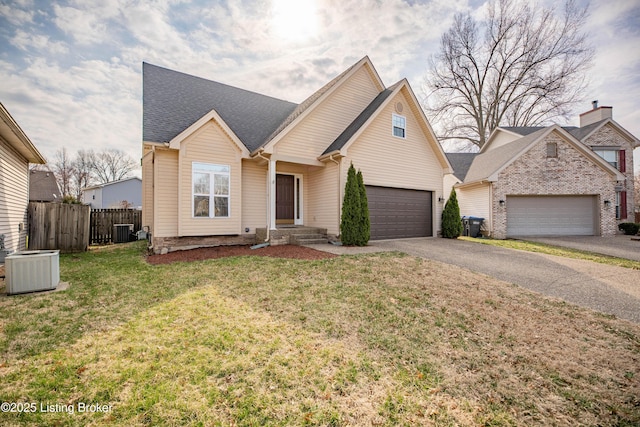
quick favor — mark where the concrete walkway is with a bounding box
[306,237,640,324]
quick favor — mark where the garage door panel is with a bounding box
[507,196,596,236]
[366,186,432,240]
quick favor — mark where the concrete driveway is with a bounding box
[314,237,640,324]
[518,235,640,261]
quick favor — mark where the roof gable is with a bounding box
[574,118,640,148]
[320,79,452,171]
[168,109,249,157]
[143,63,297,152]
[260,56,385,154]
[463,126,624,185]
[29,170,61,202]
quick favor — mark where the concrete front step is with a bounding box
[290,234,327,245]
[297,239,329,245]
[256,227,328,246]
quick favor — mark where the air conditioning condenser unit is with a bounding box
[5,250,60,295]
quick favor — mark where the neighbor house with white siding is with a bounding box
[82,177,142,209]
[0,103,46,255]
[142,57,452,253]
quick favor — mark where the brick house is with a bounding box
[447,105,637,238]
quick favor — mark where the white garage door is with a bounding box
[507,196,597,236]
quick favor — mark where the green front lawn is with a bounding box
[1,242,638,426]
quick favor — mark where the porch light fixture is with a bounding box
[604,200,611,207]
[438,196,445,203]
[499,199,505,207]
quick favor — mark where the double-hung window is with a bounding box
[192,163,230,218]
[592,148,620,170]
[392,114,406,138]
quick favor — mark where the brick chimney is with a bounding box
[579,101,612,127]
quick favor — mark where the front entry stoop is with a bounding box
[255,227,328,246]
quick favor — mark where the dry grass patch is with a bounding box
[459,236,640,270]
[0,244,638,426]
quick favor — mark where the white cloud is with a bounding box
[11,30,69,55]
[0,2,35,26]
[52,0,120,46]
[0,58,140,170]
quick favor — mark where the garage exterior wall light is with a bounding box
[499,199,505,207]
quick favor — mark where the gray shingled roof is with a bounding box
[322,86,395,155]
[29,170,61,202]
[464,127,549,183]
[502,125,586,139]
[500,126,547,136]
[565,119,606,141]
[445,153,478,181]
[143,63,297,152]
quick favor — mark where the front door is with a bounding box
[276,174,295,224]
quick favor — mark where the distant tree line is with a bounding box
[32,148,138,202]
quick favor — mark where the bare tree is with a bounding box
[71,149,95,200]
[91,148,137,184]
[424,0,594,150]
[51,147,74,197]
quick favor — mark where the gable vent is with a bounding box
[395,102,404,113]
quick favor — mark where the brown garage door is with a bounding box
[365,186,432,240]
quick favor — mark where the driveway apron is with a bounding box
[373,238,640,324]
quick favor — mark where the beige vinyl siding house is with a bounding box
[0,103,46,254]
[142,57,451,253]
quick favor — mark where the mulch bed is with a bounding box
[146,244,338,265]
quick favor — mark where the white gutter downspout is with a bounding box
[329,154,341,238]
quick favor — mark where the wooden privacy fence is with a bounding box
[90,209,142,245]
[28,202,90,253]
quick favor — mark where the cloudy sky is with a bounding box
[1,0,639,176]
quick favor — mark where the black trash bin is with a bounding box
[461,216,470,236]
[468,217,484,238]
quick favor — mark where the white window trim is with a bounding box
[392,113,406,139]
[192,162,231,219]
[592,148,619,170]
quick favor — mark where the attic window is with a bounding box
[392,114,406,138]
[546,142,557,158]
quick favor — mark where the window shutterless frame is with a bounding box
[392,114,406,138]
[192,162,230,218]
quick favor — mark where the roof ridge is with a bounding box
[143,62,292,105]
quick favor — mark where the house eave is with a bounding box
[0,103,46,164]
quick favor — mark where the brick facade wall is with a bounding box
[491,131,618,239]
[581,124,635,222]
